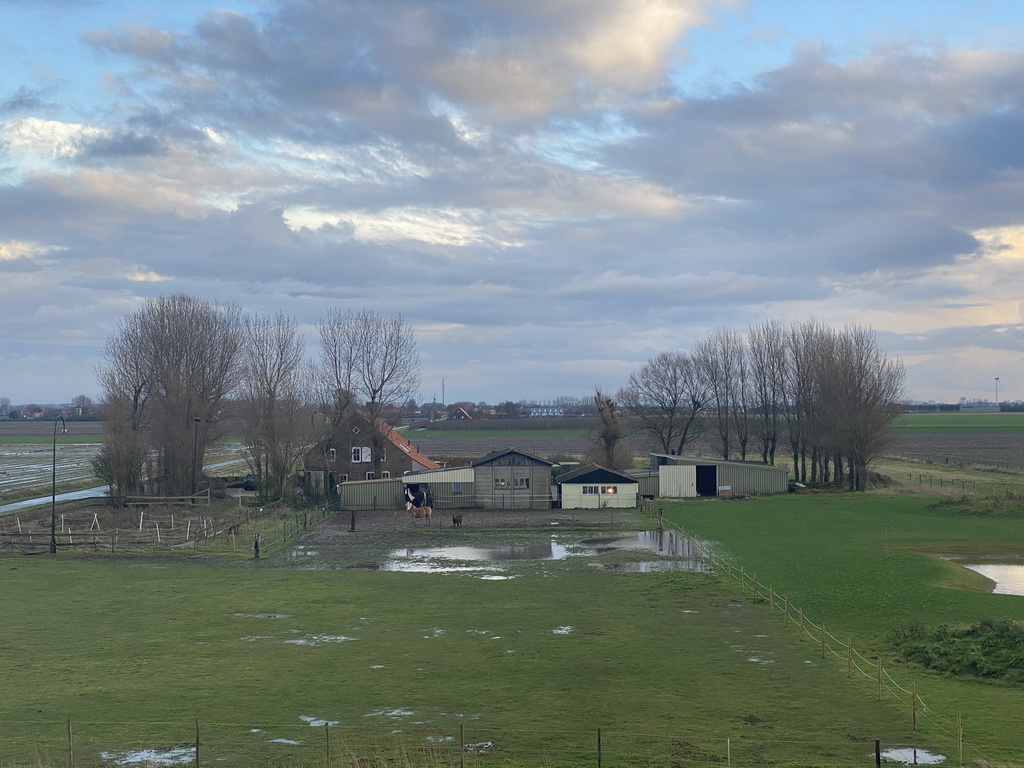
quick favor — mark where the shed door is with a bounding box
[695,465,718,497]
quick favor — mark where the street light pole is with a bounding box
[51,415,67,554]
[191,416,202,496]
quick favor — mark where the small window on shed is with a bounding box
[603,486,618,494]
[452,482,463,495]
[494,478,509,489]
[513,477,530,489]
[582,485,598,494]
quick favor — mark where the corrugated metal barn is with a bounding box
[402,467,476,510]
[650,455,789,497]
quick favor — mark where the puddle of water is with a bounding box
[595,560,712,573]
[270,738,303,745]
[878,747,945,765]
[290,546,319,557]
[382,532,713,574]
[962,564,1024,595]
[100,747,194,765]
[283,634,356,646]
[300,715,339,727]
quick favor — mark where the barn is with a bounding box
[557,464,638,509]
[471,448,554,509]
[650,455,789,497]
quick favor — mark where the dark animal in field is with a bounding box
[452,512,463,528]
[405,501,432,525]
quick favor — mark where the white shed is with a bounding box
[558,465,638,509]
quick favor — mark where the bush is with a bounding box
[888,618,1024,684]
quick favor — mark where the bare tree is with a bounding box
[818,325,906,490]
[588,389,631,469]
[0,396,10,418]
[747,320,787,464]
[694,329,745,460]
[316,309,420,478]
[96,294,243,499]
[618,351,708,455]
[70,394,94,415]
[239,313,313,500]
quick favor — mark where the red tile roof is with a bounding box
[376,419,440,470]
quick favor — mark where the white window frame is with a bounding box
[513,477,530,489]
[365,471,375,480]
[582,485,599,495]
[381,471,391,479]
[602,485,618,495]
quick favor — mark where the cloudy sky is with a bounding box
[3,0,1024,407]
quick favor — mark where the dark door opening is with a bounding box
[695,465,718,497]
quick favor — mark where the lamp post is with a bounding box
[51,415,67,554]
[191,417,202,496]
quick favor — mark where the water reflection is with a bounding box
[962,564,1024,596]
[382,532,713,574]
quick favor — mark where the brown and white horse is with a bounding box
[405,500,432,525]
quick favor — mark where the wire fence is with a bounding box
[637,499,985,767]
[0,716,962,768]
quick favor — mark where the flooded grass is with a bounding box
[0,505,993,767]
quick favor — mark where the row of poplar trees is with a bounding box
[605,320,906,490]
[93,294,419,505]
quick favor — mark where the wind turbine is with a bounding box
[995,369,1000,408]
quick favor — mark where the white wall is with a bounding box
[562,483,638,509]
[659,465,697,498]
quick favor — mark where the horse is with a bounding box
[452,511,463,528]
[405,500,432,525]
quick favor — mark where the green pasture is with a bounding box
[664,493,1024,764]
[894,411,1024,434]
[0,509,978,768]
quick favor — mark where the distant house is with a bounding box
[557,464,638,509]
[530,405,564,417]
[471,448,554,509]
[304,412,439,496]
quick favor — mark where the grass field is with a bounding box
[894,412,1024,434]
[664,493,1024,765]
[2,496,1023,768]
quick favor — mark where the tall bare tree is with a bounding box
[817,325,906,490]
[239,313,313,500]
[618,351,708,455]
[694,328,745,460]
[747,320,788,464]
[589,389,631,469]
[96,294,243,499]
[316,309,420,478]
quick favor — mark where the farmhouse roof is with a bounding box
[471,447,554,467]
[375,418,440,470]
[557,464,638,485]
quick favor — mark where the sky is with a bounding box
[2,0,1024,407]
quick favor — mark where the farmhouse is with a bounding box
[304,413,439,497]
[471,448,554,509]
[650,454,789,497]
[556,464,638,509]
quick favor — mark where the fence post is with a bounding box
[874,739,881,767]
[799,608,804,640]
[821,621,826,658]
[597,727,602,768]
[876,658,881,700]
[912,683,917,730]
[783,597,788,627]
[848,638,852,677]
[752,573,757,599]
[67,718,74,768]
[957,712,963,766]
[325,722,331,768]
[769,584,773,612]
[460,724,466,768]
[195,719,201,768]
